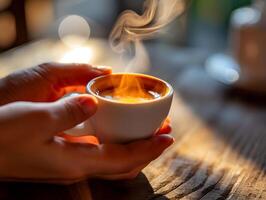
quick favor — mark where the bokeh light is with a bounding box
[231,7,260,27]
[205,53,240,84]
[58,15,91,48]
[0,0,11,10]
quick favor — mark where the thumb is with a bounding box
[49,94,97,133]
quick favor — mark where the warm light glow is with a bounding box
[0,12,16,48]
[59,47,93,63]
[25,0,53,37]
[0,0,11,10]
[58,15,91,48]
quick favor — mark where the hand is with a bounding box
[0,63,174,184]
[0,62,111,105]
[62,117,172,145]
[0,62,171,136]
[0,95,174,184]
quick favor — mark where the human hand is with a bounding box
[0,63,173,184]
[0,62,171,136]
[0,62,111,105]
[0,95,174,184]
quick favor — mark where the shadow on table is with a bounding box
[89,155,242,199]
[0,156,241,199]
[90,172,169,200]
[0,181,76,200]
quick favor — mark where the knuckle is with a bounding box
[4,71,24,89]
[36,63,51,75]
[38,62,54,71]
[63,99,86,124]
[34,63,56,83]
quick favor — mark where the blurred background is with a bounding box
[1,0,266,93]
[0,0,252,52]
[1,2,266,199]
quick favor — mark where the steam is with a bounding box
[109,0,187,54]
[108,0,188,98]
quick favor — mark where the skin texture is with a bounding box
[0,63,173,184]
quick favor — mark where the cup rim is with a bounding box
[86,73,174,105]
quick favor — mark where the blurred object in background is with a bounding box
[0,0,28,51]
[187,0,252,51]
[0,0,254,52]
[54,0,117,38]
[205,0,266,94]
[0,0,54,52]
[230,0,266,93]
[25,0,54,38]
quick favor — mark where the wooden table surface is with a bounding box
[0,40,265,200]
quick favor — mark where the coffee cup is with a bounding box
[65,73,173,143]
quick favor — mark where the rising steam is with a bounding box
[109,0,189,97]
[109,0,188,53]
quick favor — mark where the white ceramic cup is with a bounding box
[65,73,173,143]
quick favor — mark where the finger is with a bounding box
[0,63,112,105]
[80,134,175,176]
[47,94,98,134]
[156,122,172,135]
[35,63,112,87]
[156,117,171,135]
[43,135,174,182]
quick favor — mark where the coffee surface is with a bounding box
[99,88,161,103]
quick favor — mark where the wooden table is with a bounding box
[0,40,265,199]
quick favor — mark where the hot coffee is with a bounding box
[66,73,173,143]
[90,73,170,104]
[99,88,161,103]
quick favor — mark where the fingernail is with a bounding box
[155,134,175,146]
[77,95,98,115]
[93,66,112,73]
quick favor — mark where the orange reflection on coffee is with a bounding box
[100,75,161,103]
[90,73,170,104]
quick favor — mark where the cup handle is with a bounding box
[64,120,95,137]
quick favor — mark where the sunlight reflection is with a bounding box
[58,15,94,64]
[169,93,262,182]
[59,46,93,63]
